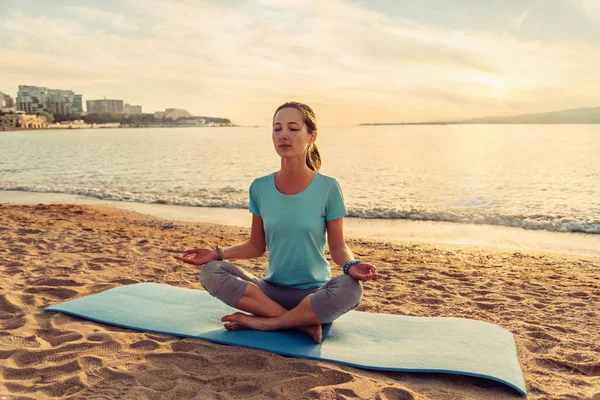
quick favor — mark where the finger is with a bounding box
[183,249,198,256]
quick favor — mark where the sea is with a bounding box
[1,125,599,256]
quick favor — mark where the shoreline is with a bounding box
[1,125,237,132]
[0,203,598,398]
[1,189,599,258]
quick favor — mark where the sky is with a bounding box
[1,0,599,125]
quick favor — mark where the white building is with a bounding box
[0,92,15,112]
[124,103,142,115]
[154,108,192,120]
[17,85,83,114]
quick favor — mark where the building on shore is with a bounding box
[124,103,142,115]
[0,92,16,111]
[86,99,124,114]
[47,120,121,129]
[73,95,83,114]
[0,112,49,130]
[153,108,192,120]
[17,85,83,115]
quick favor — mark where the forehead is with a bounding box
[273,107,304,125]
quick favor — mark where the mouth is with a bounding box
[279,144,292,148]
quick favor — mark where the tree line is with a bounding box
[46,113,232,126]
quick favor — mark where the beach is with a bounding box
[1,204,598,399]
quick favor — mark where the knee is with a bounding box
[199,260,222,292]
[311,275,364,324]
[339,275,363,308]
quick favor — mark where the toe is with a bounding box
[221,314,234,322]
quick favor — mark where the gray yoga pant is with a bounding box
[199,260,363,324]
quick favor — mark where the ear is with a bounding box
[311,130,318,144]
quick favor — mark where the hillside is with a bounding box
[361,106,600,125]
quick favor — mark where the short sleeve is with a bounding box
[325,179,347,221]
[249,181,260,216]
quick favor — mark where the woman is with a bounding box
[175,102,378,343]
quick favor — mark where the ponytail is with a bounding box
[306,142,322,172]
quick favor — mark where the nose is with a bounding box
[279,131,290,140]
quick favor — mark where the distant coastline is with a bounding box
[1,124,238,132]
[1,110,235,132]
[361,106,600,126]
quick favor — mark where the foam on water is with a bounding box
[2,185,598,235]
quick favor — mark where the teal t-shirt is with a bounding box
[249,172,347,289]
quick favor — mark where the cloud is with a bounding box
[0,0,599,124]
[579,0,600,21]
[62,5,138,32]
[514,4,534,27]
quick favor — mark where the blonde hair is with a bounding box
[273,102,322,172]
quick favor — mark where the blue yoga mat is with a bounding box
[44,282,526,395]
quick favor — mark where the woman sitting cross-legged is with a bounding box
[175,102,378,343]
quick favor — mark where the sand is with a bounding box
[0,204,598,399]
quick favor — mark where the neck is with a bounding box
[279,156,313,178]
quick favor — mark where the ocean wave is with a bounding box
[347,208,600,234]
[0,184,248,209]
[1,185,598,234]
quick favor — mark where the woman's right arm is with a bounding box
[221,214,266,260]
[176,214,266,265]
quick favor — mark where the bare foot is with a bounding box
[298,324,322,344]
[221,312,266,331]
[221,313,323,343]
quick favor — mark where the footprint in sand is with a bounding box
[6,375,86,397]
[130,339,160,351]
[0,333,41,351]
[87,263,104,271]
[0,316,28,330]
[228,352,271,371]
[31,278,85,287]
[89,257,128,264]
[505,294,524,301]
[135,368,180,392]
[23,287,79,300]
[526,328,558,339]
[536,357,600,377]
[4,358,82,383]
[36,328,84,347]
[144,333,177,343]
[4,261,24,274]
[473,301,497,310]
[146,352,216,375]
[110,278,140,285]
[0,294,22,316]
[377,386,417,400]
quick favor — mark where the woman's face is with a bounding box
[272,107,315,159]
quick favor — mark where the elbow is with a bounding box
[330,243,348,255]
[249,241,266,257]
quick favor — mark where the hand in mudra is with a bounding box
[174,248,216,266]
[348,263,378,281]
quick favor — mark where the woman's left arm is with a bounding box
[327,218,378,281]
